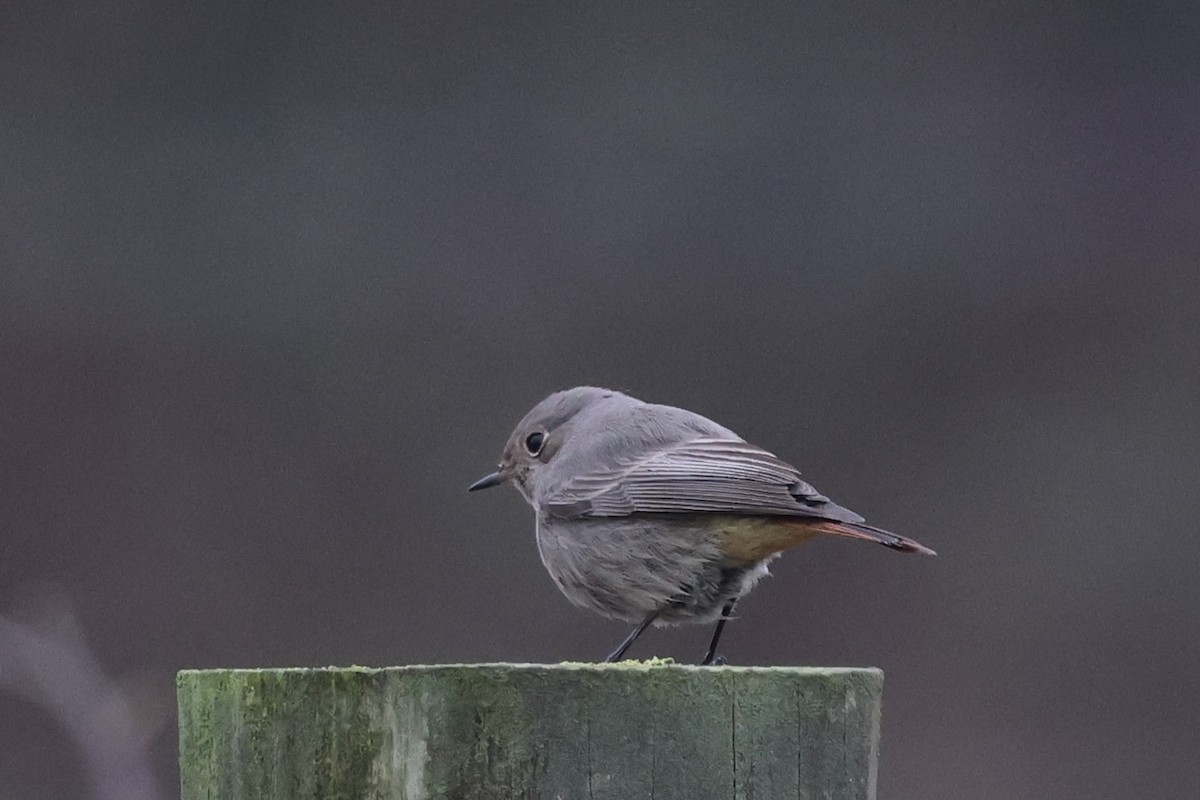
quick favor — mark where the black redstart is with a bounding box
[469,386,935,664]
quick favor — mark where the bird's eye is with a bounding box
[524,431,546,455]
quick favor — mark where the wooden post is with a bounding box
[178,663,882,800]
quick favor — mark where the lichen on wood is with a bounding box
[178,662,883,800]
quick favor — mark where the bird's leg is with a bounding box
[604,609,661,662]
[700,599,737,666]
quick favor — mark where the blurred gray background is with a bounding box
[2,2,1198,799]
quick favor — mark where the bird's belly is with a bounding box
[534,515,774,624]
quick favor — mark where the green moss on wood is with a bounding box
[178,664,883,800]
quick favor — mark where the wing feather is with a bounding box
[544,437,864,523]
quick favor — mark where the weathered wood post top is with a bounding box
[178,662,883,800]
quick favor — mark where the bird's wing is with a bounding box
[544,437,864,523]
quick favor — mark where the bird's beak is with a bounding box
[467,469,506,492]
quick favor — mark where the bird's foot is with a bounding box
[699,653,728,667]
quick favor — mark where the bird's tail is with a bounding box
[808,520,937,556]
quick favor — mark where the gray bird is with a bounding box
[469,386,935,664]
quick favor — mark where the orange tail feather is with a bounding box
[807,520,937,556]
